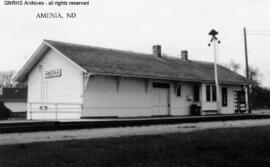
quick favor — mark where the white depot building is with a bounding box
[14,40,250,120]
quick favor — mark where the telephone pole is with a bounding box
[244,27,252,113]
[208,29,221,114]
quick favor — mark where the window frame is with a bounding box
[194,85,200,102]
[206,85,211,102]
[222,87,228,107]
[176,85,181,97]
[212,85,217,102]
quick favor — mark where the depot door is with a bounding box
[152,83,170,116]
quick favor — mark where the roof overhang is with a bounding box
[14,40,87,83]
[88,72,251,85]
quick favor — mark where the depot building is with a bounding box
[14,40,250,120]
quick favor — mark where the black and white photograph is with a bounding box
[0,0,270,166]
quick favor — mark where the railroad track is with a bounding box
[1,114,270,134]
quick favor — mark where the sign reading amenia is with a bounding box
[45,69,61,78]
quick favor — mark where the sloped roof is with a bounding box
[14,39,250,84]
[44,40,249,84]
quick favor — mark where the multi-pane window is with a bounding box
[206,84,219,102]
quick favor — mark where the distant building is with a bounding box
[14,40,250,120]
[0,87,27,113]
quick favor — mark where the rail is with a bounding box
[28,102,82,120]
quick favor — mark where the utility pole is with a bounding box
[208,29,221,114]
[244,27,252,113]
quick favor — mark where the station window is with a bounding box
[212,85,217,102]
[206,85,211,102]
[176,85,181,97]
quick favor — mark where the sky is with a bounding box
[0,0,270,86]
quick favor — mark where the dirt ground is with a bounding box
[1,118,270,145]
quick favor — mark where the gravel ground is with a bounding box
[1,118,270,145]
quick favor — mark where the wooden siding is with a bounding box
[82,76,153,117]
[25,48,246,119]
[201,84,242,114]
[82,76,195,117]
[170,83,194,116]
[27,49,83,119]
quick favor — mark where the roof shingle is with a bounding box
[45,40,249,84]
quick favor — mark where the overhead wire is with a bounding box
[247,29,270,36]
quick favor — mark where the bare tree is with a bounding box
[248,66,262,85]
[0,70,16,88]
[224,60,241,73]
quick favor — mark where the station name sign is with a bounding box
[45,69,62,78]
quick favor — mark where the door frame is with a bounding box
[193,84,200,103]
[152,82,171,116]
[234,90,246,113]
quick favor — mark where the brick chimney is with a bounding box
[181,50,188,60]
[153,45,161,58]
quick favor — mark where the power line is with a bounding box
[246,29,270,36]
[248,29,270,33]
[247,33,270,36]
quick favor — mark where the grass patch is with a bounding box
[1,126,270,167]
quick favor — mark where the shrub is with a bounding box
[0,101,11,120]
